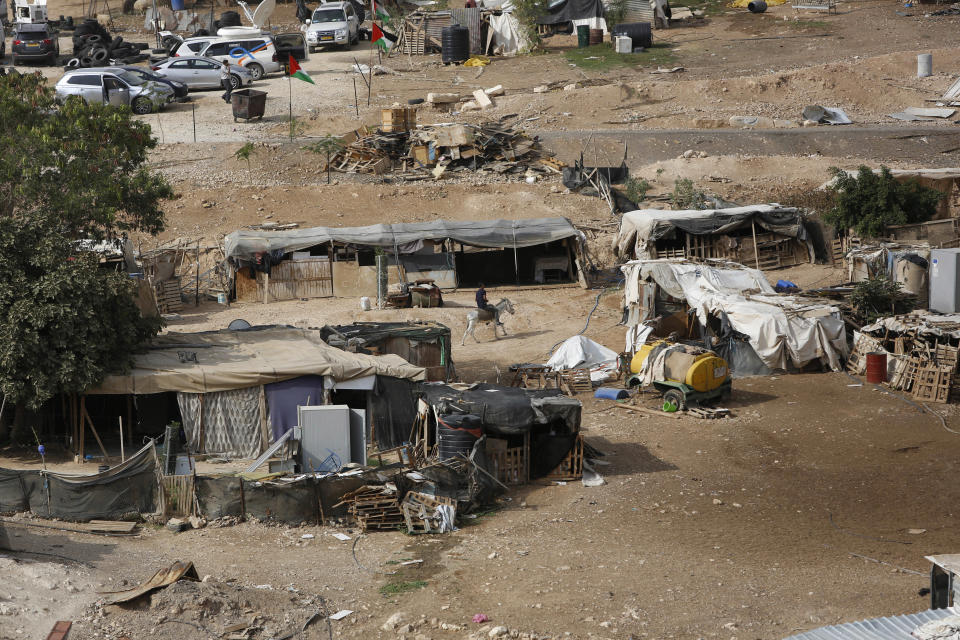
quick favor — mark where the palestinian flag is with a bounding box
[372,23,395,52]
[372,0,390,21]
[288,55,314,84]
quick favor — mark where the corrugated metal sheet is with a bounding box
[624,0,655,24]
[784,607,959,640]
[424,12,451,47]
[449,7,483,54]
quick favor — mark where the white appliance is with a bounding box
[298,404,366,473]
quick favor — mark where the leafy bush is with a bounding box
[849,276,915,324]
[671,178,707,210]
[606,0,627,27]
[510,0,549,50]
[823,165,942,239]
[624,176,651,203]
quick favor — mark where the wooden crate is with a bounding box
[487,435,530,486]
[560,369,592,395]
[545,434,584,481]
[339,486,404,531]
[381,107,417,133]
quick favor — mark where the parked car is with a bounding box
[120,66,189,101]
[272,32,309,68]
[305,2,359,51]
[167,34,218,57]
[195,31,282,80]
[12,22,59,65]
[55,68,174,114]
[150,55,254,90]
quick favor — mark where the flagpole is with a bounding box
[368,0,375,106]
[288,72,292,138]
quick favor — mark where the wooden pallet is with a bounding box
[544,433,584,481]
[911,365,952,403]
[831,238,844,266]
[887,356,920,392]
[338,486,404,531]
[162,474,195,518]
[401,492,455,534]
[487,434,530,486]
[559,369,592,395]
[156,279,183,313]
[688,407,731,419]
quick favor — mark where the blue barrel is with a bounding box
[594,387,629,400]
[170,0,185,10]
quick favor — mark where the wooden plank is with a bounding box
[45,620,72,640]
[81,401,110,462]
[86,520,138,533]
[615,403,683,419]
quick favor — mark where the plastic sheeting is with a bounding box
[0,443,159,521]
[225,218,581,261]
[265,375,325,441]
[547,335,619,382]
[535,0,604,24]
[487,13,530,54]
[622,260,848,371]
[420,383,581,435]
[614,204,808,261]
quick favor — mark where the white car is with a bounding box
[151,55,255,90]
[305,1,359,51]
[196,30,282,80]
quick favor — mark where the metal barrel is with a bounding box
[865,352,887,384]
[918,54,932,78]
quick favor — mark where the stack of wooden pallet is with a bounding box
[156,279,183,313]
[338,485,404,531]
[401,491,455,534]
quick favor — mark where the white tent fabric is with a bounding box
[487,13,529,54]
[621,260,848,371]
[547,335,619,382]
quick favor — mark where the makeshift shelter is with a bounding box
[621,259,848,374]
[71,326,425,460]
[614,205,813,269]
[224,217,584,302]
[411,382,584,485]
[845,243,930,306]
[317,321,455,382]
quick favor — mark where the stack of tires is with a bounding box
[67,19,149,68]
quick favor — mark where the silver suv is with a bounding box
[305,2,359,51]
[55,68,175,114]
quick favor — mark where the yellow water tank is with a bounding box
[630,341,730,393]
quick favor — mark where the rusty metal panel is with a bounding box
[449,7,483,54]
[624,0,656,24]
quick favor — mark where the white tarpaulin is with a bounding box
[487,13,530,54]
[547,335,619,382]
[621,260,848,372]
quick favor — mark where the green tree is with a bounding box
[510,0,549,50]
[303,135,344,184]
[824,165,942,239]
[849,275,915,324]
[0,72,169,421]
[671,177,707,210]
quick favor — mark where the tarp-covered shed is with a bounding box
[318,321,454,382]
[622,260,847,373]
[614,205,813,268]
[225,217,584,301]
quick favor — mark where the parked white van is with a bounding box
[196,28,282,80]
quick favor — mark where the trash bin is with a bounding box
[231,89,267,122]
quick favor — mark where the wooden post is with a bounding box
[258,386,270,454]
[195,241,200,306]
[80,398,110,461]
[751,219,761,271]
[262,272,270,304]
[126,395,133,443]
[78,395,85,462]
[119,416,125,462]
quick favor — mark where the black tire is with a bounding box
[85,34,103,44]
[66,57,81,67]
[151,48,167,55]
[246,62,264,80]
[663,389,686,411]
[109,36,123,51]
[134,42,149,51]
[80,56,92,67]
[91,48,108,63]
[229,73,241,89]
[131,96,152,115]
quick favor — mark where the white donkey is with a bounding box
[461,298,516,345]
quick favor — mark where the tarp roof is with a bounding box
[89,326,426,395]
[224,217,581,260]
[614,204,806,260]
[622,260,848,371]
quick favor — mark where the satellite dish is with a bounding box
[252,0,276,29]
[228,319,252,331]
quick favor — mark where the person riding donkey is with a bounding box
[475,283,503,326]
